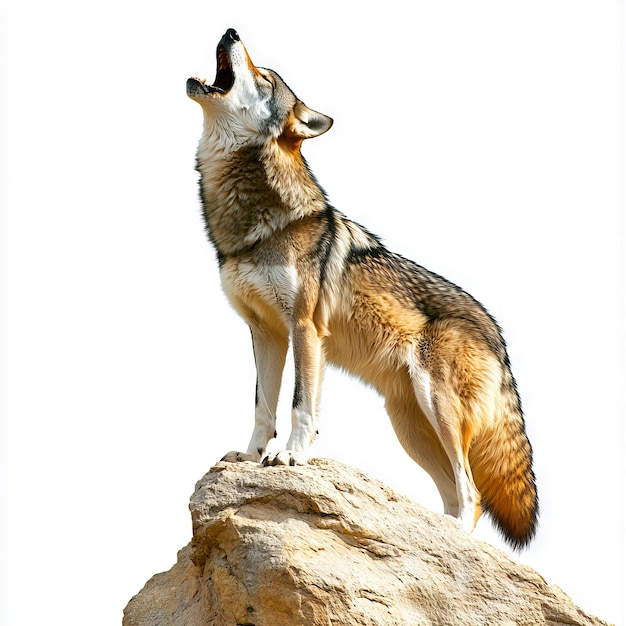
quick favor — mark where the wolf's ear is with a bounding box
[291,101,333,139]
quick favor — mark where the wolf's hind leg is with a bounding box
[222,323,288,463]
[383,377,459,516]
[408,363,482,532]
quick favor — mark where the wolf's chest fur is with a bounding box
[195,135,339,327]
[220,257,300,328]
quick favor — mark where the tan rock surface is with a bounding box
[123,458,609,626]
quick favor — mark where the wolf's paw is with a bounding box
[220,451,260,463]
[262,450,308,467]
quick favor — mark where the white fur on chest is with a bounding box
[221,260,299,322]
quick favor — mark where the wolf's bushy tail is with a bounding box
[470,368,539,550]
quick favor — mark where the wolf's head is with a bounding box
[187,29,332,150]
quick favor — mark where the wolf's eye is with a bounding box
[261,75,274,90]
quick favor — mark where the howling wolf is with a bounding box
[187,28,538,548]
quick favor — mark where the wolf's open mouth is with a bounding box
[189,44,234,95]
[211,45,234,93]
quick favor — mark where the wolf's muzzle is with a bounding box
[223,28,239,43]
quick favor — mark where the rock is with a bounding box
[123,458,609,626]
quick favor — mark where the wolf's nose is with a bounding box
[225,28,240,42]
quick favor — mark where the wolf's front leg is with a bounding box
[221,324,288,463]
[263,318,323,467]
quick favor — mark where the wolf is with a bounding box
[186,28,538,548]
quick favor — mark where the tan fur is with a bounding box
[187,29,538,548]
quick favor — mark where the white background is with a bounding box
[1,1,623,624]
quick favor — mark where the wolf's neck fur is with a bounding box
[196,128,327,257]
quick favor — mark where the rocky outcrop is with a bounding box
[123,458,609,626]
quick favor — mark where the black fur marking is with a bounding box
[273,430,277,439]
[292,375,302,409]
[289,457,296,466]
[347,241,385,263]
[251,331,260,406]
[316,205,338,285]
[257,447,264,456]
